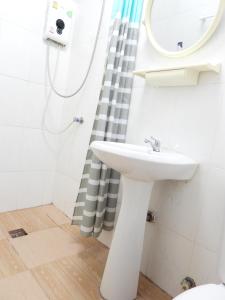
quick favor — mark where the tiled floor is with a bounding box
[0,204,172,300]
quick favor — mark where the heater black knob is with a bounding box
[56,19,65,35]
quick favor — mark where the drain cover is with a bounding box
[9,228,28,238]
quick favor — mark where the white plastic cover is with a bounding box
[173,284,225,300]
[44,0,75,46]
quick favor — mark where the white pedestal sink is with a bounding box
[91,141,198,300]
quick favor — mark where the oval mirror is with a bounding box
[145,0,225,57]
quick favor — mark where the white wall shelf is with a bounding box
[133,63,221,87]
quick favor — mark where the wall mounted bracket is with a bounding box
[133,63,221,87]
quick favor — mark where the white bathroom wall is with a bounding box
[126,1,225,296]
[0,0,71,211]
[53,0,225,297]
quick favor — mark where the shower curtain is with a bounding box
[72,0,144,237]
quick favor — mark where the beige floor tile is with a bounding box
[32,255,102,300]
[0,206,56,237]
[0,228,6,240]
[32,252,172,300]
[77,251,106,282]
[78,244,108,265]
[60,223,84,238]
[0,271,48,300]
[0,213,20,238]
[10,227,86,268]
[0,205,171,300]
[0,239,27,279]
[40,204,71,225]
[138,274,172,300]
[61,223,103,248]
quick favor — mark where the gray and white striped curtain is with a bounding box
[72,0,143,237]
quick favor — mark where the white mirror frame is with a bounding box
[145,0,225,58]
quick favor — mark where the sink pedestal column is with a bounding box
[100,176,153,300]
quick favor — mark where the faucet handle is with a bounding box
[145,136,160,144]
[144,138,151,144]
[144,136,161,152]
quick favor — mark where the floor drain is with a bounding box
[9,228,28,238]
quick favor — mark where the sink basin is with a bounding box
[90,141,198,300]
[91,141,197,181]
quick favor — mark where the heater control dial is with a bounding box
[56,19,65,34]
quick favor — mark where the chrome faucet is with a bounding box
[144,137,161,152]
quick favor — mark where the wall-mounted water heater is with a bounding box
[44,0,75,46]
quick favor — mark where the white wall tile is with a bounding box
[18,171,46,209]
[0,0,67,212]
[0,172,21,212]
[141,223,156,274]
[0,0,46,34]
[127,86,175,146]
[28,37,47,86]
[53,172,80,218]
[21,129,57,172]
[147,225,193,297]
[154,166,208,241]
[0,126,23,172]
[0,170,52,212]
[0,0,75,212]
[42,171,55,205]
[196,168,225,252]
[0,75,27,127]
[22,83,46,129]
[211,86,225,170]
[169,84,222,162]
[0,20,32,81]
[189,245,220,286]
